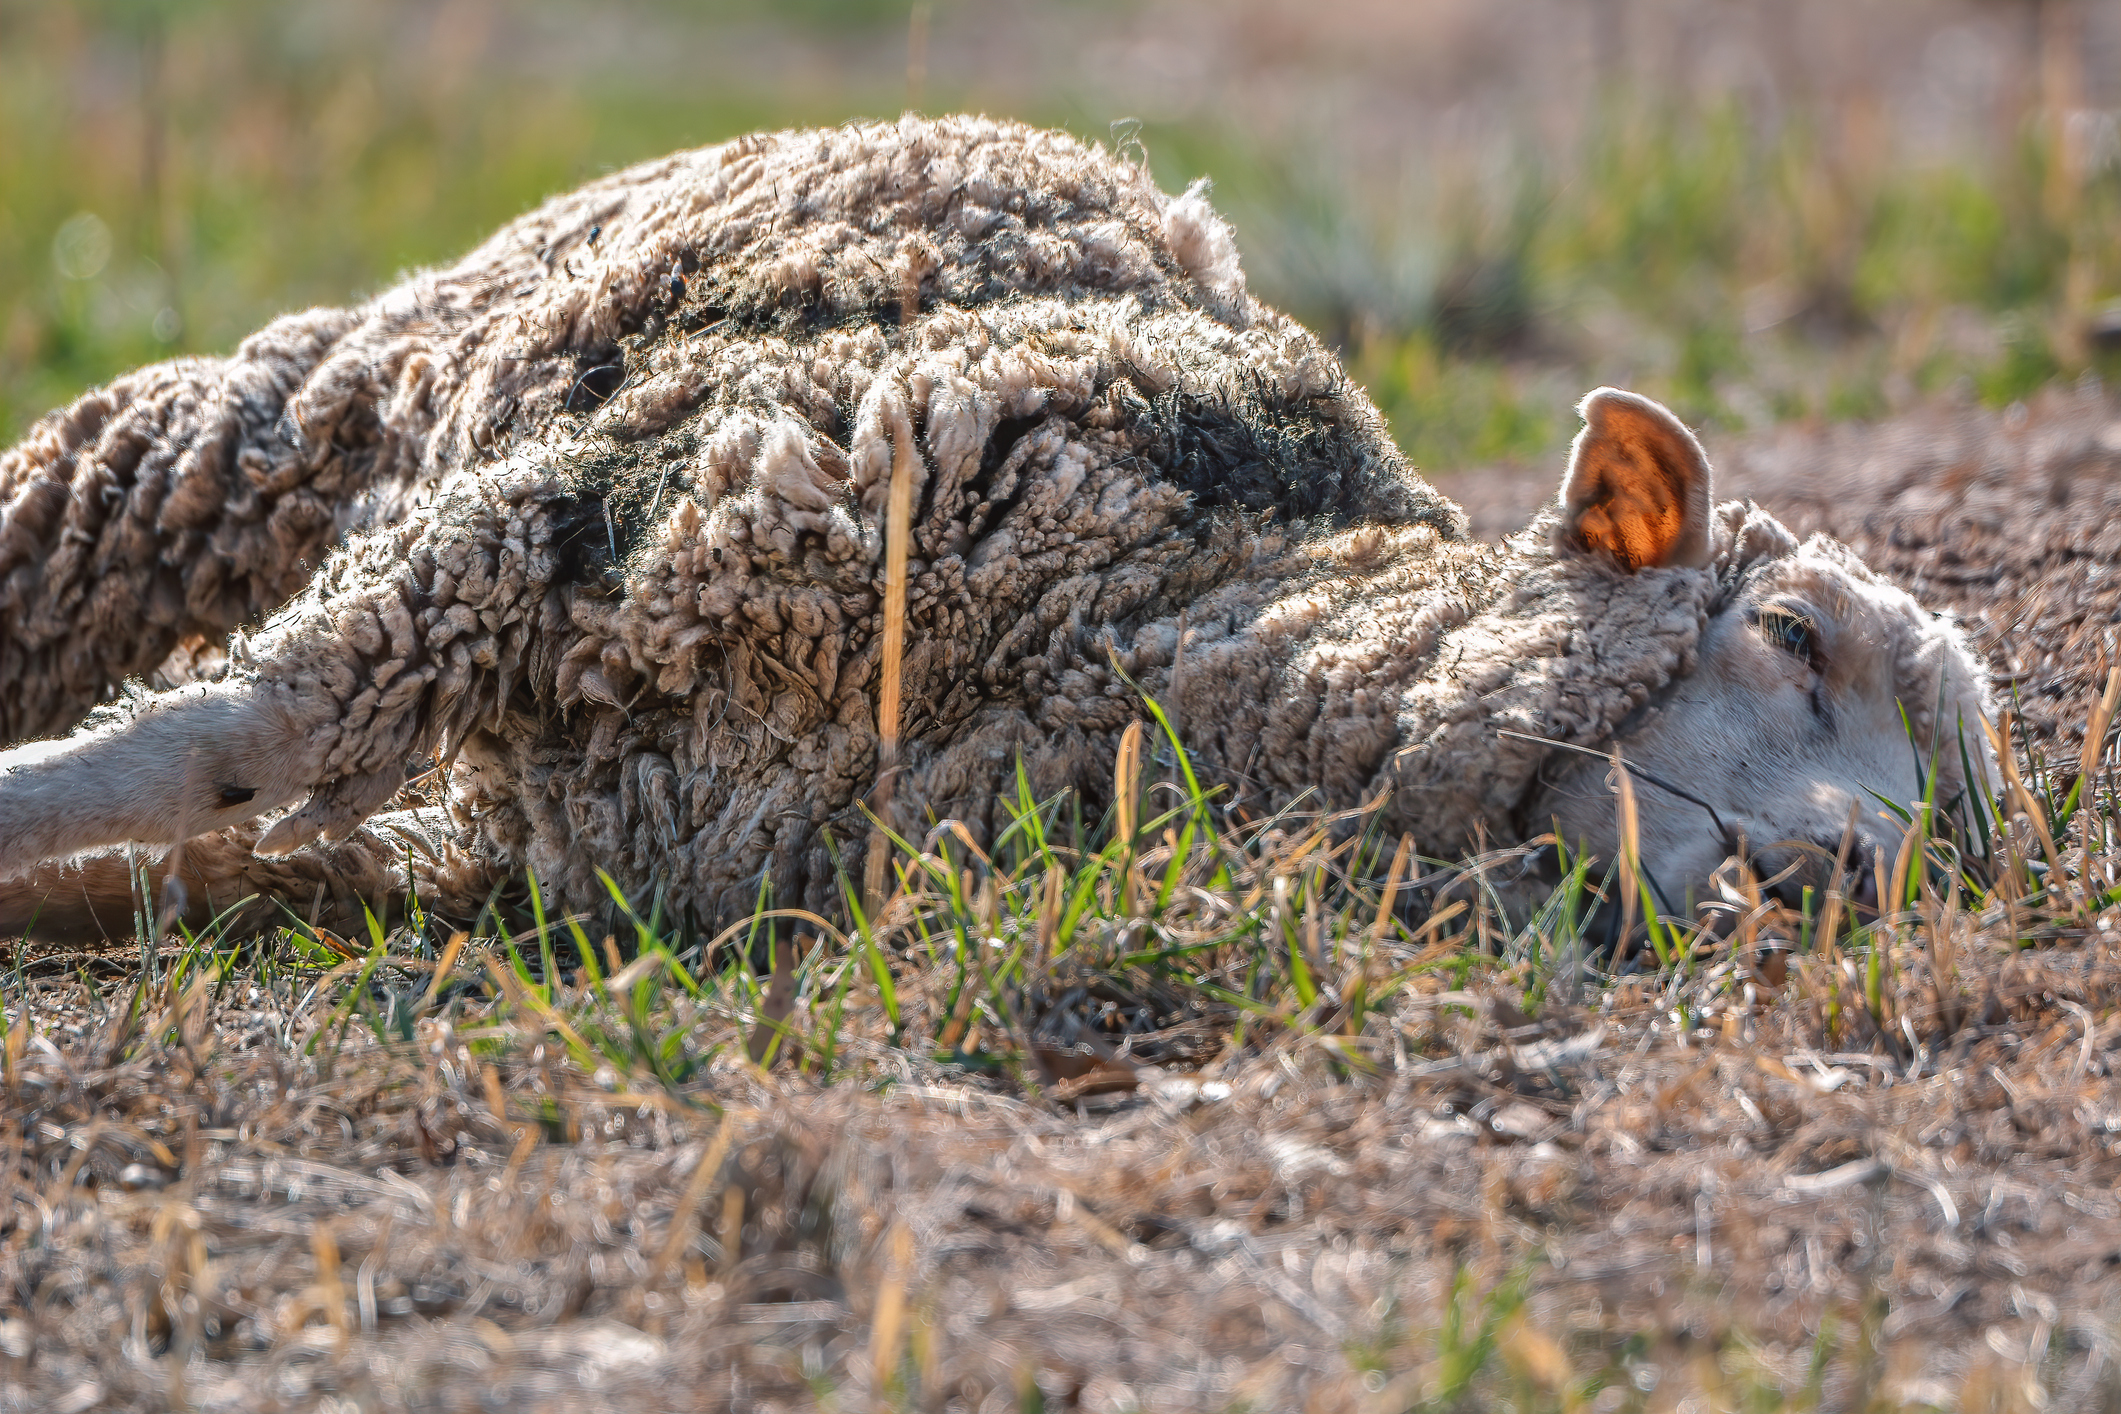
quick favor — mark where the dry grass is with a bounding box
[11,658,2121,1410]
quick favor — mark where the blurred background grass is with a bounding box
[4,0,2121,475]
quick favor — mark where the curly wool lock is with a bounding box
[0,116,1993,939]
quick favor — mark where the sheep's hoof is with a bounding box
[256,766,406,856]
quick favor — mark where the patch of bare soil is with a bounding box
[7,931,2121,1412]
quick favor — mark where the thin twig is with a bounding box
[1497,728,1730,838]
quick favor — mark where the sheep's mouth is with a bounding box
[1528,831,1913,959]
[1701,847,1879,935]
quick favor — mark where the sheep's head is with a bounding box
[1523,388,1998,925]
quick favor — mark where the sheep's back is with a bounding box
[420,115,1460,538]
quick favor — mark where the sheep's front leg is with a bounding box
[0,809,496,945]
[0,649,415,874]
[0,684,324,872]
[0,476,562,881]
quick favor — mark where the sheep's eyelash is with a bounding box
[1751,604,1822,667]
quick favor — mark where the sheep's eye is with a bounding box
[1752,605,1818,665]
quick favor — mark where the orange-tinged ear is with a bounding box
[1557,387,1713,571]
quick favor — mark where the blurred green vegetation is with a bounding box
[0,0,918,442]
[3,0,2119,473]
[1266,102,2121,471]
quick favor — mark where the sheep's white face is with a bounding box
[1536,546,1996,916]
[1521,387,1996,923]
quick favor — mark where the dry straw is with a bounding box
[1612,747,1642,948]
[863,404,919,915]
[647,1116,735,1291]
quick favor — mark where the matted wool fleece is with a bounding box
[1,116,1818,930]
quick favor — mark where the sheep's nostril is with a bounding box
[1524,842,1564,884]
[1762,864,1812,912]
[1791,836,1886,918]
[1847,862,1880,916]
[1582,890,1626,956]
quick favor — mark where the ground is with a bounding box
[10,390,2121,1412]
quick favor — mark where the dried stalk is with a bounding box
[864,404,919,914]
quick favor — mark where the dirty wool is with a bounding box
[0,115,1964,936]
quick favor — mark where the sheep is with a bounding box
[1444,388,2121,757]
[1708,388,2121,757]
[0,115,1997,943]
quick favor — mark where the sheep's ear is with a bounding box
[1556,387,1713,571]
